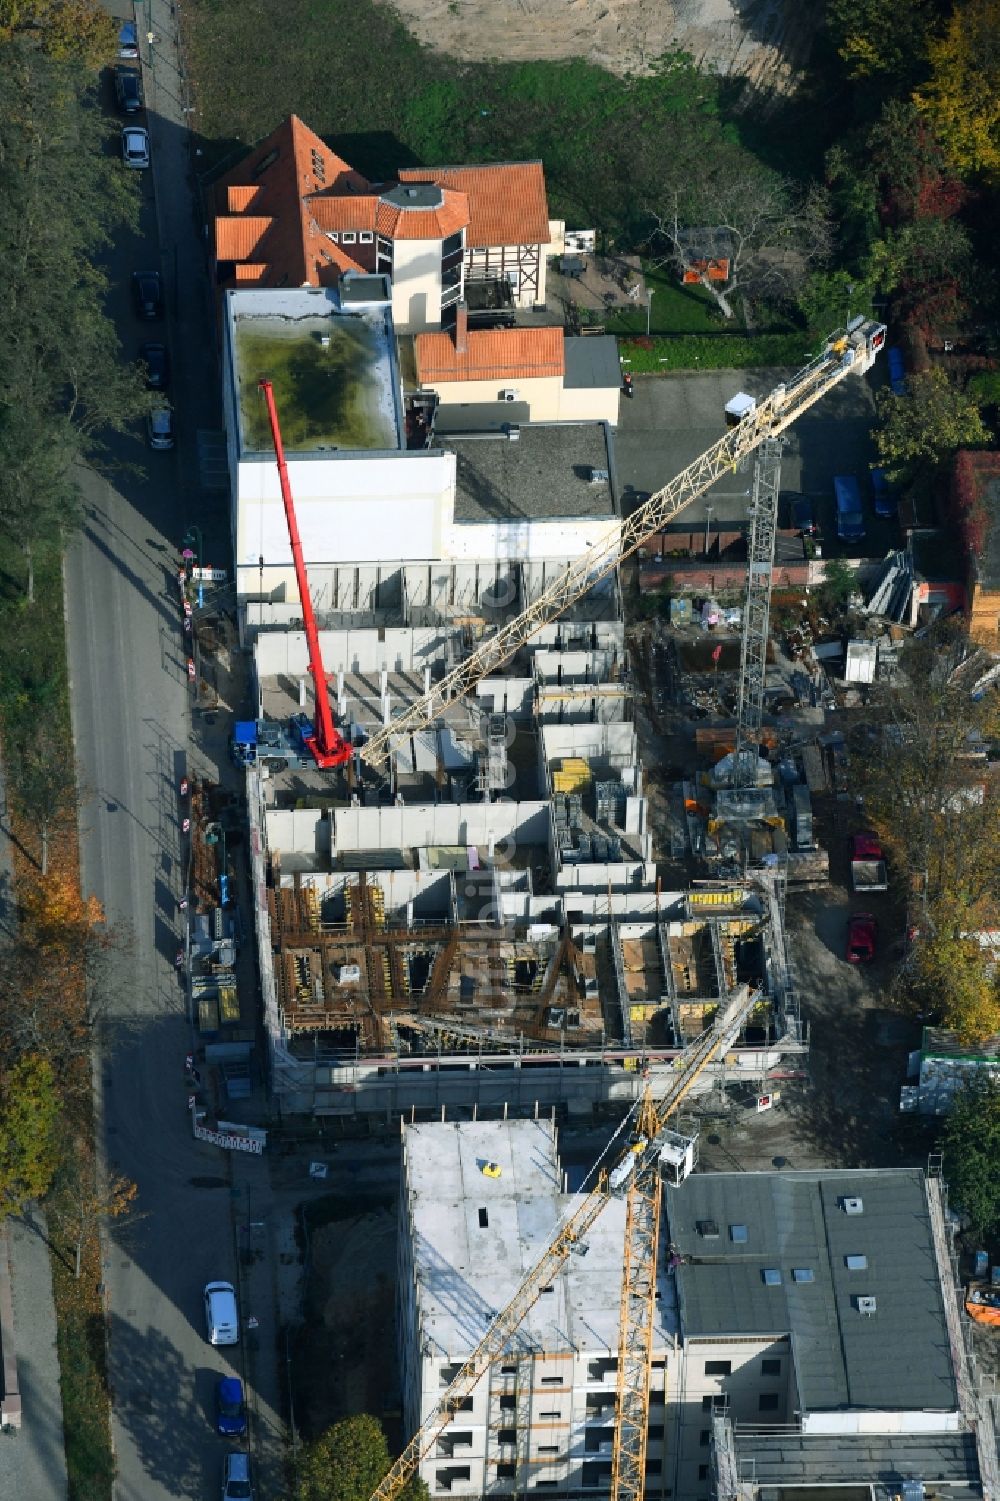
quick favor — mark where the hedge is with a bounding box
[618,333,814,373]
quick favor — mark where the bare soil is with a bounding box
[386,0,821,94]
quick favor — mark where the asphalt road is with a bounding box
[65,5,254,1498]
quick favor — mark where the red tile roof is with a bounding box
[376,188,469,241]
[398,162,549,248]
[212,120,550,291]
[215,215,273,261]
[234,263,269,283]
[415,327,565,384]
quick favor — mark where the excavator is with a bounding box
[350,317,886,1501]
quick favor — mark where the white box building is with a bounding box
[399,1124,984,1501]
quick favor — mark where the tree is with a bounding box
[13,716,79,874]
[874,368,987,472]
[0,1054,59,1215]
[866,216,972,334]
[649,165,831,320]
[56,1139,137,1278]
[865,100,967,227]
[826,0,935,84]
[941,1078,1000,1238]
[0,0,116,69]
[297,1414,429,1501]
[797,268,877,340]
[915,0,1000,179]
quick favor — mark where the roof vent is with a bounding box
[842,1196,864,1215]
[855,1295,877,1316]
[589,467,610,484]
[845,1254,868,1271]
[406,187,418,198]
[696,1219,720,1239]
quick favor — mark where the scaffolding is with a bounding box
[733,439,784,791]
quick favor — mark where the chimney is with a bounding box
[454,300,468,355]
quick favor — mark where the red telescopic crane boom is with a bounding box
[259,379,351,769]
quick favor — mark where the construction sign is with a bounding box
[756,1091,781,1113]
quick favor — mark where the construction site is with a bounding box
[226,319,898,1117]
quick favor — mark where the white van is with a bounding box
[203,1281,239,1346]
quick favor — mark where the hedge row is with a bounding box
[618,333,814,373]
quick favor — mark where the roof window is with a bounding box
[697,1220,720,1239]
[845,1254,868,1271]
[791,1268,814,1283]
[251,148,279,179]
[729,1224,748,1243]
[762,1268,782,1287]
[478,1207,488,1229]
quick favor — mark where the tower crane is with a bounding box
[357,318,886,772]
[369,983,762,1501]
[364,319,886,1501]
[231,380,352,771]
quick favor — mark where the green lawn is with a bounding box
[605,266,725,336]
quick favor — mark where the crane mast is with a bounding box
[258,378,351,769]
[359,319,886,771]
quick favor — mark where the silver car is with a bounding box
[222,1450,253,1501]
[147,403,174,451]
[121,125,149,169]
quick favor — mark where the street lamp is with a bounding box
[705,504,714,556]
[183,526,204,608]
[646,288,655,337]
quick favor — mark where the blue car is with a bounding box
[870,467,895,518]
[216,1376,247,1437]
[887,345,906,396]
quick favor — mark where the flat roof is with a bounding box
[226,287,402,456]
[733,1430,980,1496]
[563,335,621,391]
[667,1168,957,1415]
[439,422,617,524]
[403,1119,677,1358]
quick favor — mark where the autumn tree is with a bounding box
[649,162,831,320]
[826,0,935,84]
[942,1078,1000,1236]
[874,368,986,474]
[297,1414,429,1501]
[0,0,115,67]
[0,1054,60,1215]
[915,0,1000,179]
[56,1138,137,1278]
[853,624,1000,1040]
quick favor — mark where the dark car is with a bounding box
[132,271,163,320]
[114,66,143,114]
[887,345,907,396]
[215,1376,247,1437]
[138,341,170,390]
[870,466,895,518]
[846,911,878,964]
[786,492,817,536]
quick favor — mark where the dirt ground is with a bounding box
[386,0,821,92]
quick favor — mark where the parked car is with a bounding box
[870,466,896,518]
[786,492,818,536]
[215,1376,247,1437]
[203,1281,239,1346]
[117,19,139,58]
[887,345,907,397]
[132,271,163,320]
[834,474,865,543]
[222,1450,253,1501]
[121,125,150,169]
[138,341,170,390]
[147,402,175,450]
[846,911,878,964]
[114,66,143,114]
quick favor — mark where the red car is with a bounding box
[846,911,878,963]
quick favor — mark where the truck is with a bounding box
[230,714,328,772]
[850,831,888,892]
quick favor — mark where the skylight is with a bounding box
[762,1268,782,1287]
[730,1224,748,1243]
[845,1254,868,1271]
[792,1268,814,1283]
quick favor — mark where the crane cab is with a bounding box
[724,392,756,428]
[658,1130,698,1187]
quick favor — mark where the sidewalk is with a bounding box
[0,1214,69,1499]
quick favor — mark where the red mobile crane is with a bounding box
[257,378,351,770]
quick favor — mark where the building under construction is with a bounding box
[245,564,806,1116]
